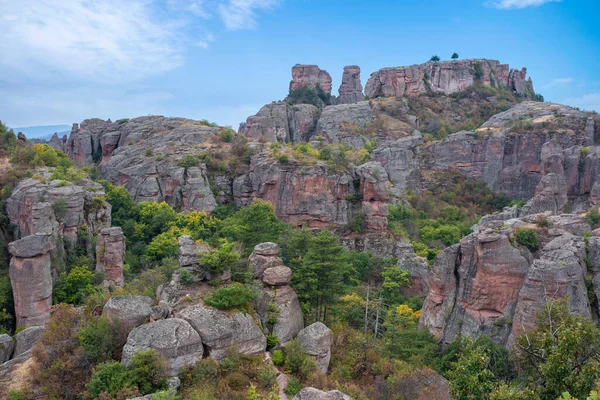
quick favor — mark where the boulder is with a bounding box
[13,326,44,358]
[254,242,280,256]
[0,335,14,364]
[177,236,228,282]
[102,296,153,333]
[290,65,332,94]
[7,233,55,258]
[96,227,126,288]
[250,243,284,279]
[178,304,266,360]
[292,387,352,400]
[255,285,304,345]
[297,322,333,373]
[262,266,292,286]
[337,65,363,105]
[122,318,204,376]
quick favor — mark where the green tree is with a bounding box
[0,121,17,153]
[452,52,459,59]
[79,316,124,364]
[447,339,497,400]
[290,230,350,322]
[430,55,441,62]
[203,283,254,310]
[54,264,97,305]
[199,238,240,274]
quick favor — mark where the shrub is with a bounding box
[198,238,240,274]
[181,358,219,385]
[219,129,235,143]
[145,148,153,157]
[266,334,278,349]
[128,349,169,395]
[277,154,289,163]
[284,377,302,396]
[52,198,68,219]
[86,361,134,399]
[256,364,277,388]
[514,228,539,250]
[272,350,285,366]
[430,55,440,62]
[78,316,124,364]
[284,339,316,378]
[7,389,34,400]
[54,264,97,305]
[588,206,600,228]
[204,283,254,310]
[178,154,200,169]
[179,268,194,284]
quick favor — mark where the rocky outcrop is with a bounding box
[96,227,125,288]
[0,335,14,363]
[122,318,204,376]
[290,65,332,94]
[66,117,218,212]
[314,102,373,147]
[8,234,56,327]
[292,387,352,400]
[178,304,266,360]
[48,132,68,153]
[234,154,354,228]
[251,243,304,345]
[240,103,320,143]
[365,59,532,98]
[337,65,364,105]
[297,322,333,373]
[13,326,44,358]
[102,296,153,333]
[355,162,390,230]
[177,236,230,282]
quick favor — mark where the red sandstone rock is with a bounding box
[96,227,125,288]
[290,65,332,94]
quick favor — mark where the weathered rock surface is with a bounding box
[297,322,333,373]
[102,296,153,333]
[8,234,56,327]
[292,387,352,400]
[365,59,532,98]
[122,318,203,376]
[96,227,125,288]
[337,65,364,105]
[262,266,292,286]
[355,162,390,230]
[257,285,304,345]
[0,335,14,364]
[240,103,320,143]
[314,102,373,147]
[13,326,44,358]
[178,304,266,360]
[290,65,332,94]
[177,236,229,282]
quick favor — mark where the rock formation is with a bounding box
[8,234,55,327]
[354,161,390,230]
[290,65,332,94]
[239,103,320,143]
[13,326,44,358]
[0,335,14,364]
[292,387,352,400]
[178,304,267,360]
[96,227,126,288]
[337,65,364,104]
[102,296,153,333]
[251,243,304,345]
[122,318,204,376]
[297,322,333,373]
[365,59,532,98]
[178,236,230,282]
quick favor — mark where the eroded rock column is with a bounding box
[96,227,125,288]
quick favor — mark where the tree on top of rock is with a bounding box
[430,55,441,62]
[452,53,459,59]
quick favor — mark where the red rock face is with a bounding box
[96,227,126,288]
[10,254,53,328]
[290,65,332,94]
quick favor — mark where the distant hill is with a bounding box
[9,124,71,139]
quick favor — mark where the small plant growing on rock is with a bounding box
[145,148,153,157]
[277,154,289,163]
[284,378,302,397]
[514,228,539,250]
[179,269,194,284]
[272,350,285,366]
[266,334,278,349]
[204,283,254,310]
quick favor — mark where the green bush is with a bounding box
[204,283,254,310]
[145,148,153,157]
[272,350,285,366]
[7,389,34,400]
[86,361,134,399]
[179,268,194,284]
[284,377,302,396]
[128,349,169,395]
[52,198,68,219]
[178,154,200,169]
[266,334,278,349]
[256,364,277,388]
[278,154,289,163]
[54,264,97,305]
[284,339,316,378]
[588,206,600,228]
[514,228,539,250]
[198,238,240,274]
[78,316,123,364]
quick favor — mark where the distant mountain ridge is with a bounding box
[9,124,71,139]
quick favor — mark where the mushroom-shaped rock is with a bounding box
[102,296,153,333]
[297,322,333,373]
[0,334,14,363]
[250,243,283,279]
[13,326,44,357]
[178,304,266,360]
[262,266,292,286]
[292,387,352,400]
[122,318,203,376]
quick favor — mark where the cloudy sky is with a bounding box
[1,0,598,131]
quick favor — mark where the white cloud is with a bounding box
[0,0,185,83]
[218,0,280,30]
[542,77,574,89]
[487,0,561,9]
[563,93,600,113]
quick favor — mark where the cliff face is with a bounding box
[290,64,333,94]
[365,59,533,98]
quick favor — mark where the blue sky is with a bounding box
[1,0,598,131]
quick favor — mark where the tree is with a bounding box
[290,230,350,322]
[513,299,600,400]
[452,53,459,59]
[447,339,497,400]
[53,264,97,305]
[430,55,441,62]
[198,238,240,274]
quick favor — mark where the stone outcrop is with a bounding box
[65,117,218,212]
[102,296,153,333]
[8,234,56,327]
[420,218,593,346]
[13,326,44,358]
[234,153,354,228]
[290,65,332,94]
[96,227,125,288]
[177,236,230,282]
[337,65,364,105]
[48,132,68,153]
[365,59,532,98]
[354,162,390,230]
[240,103,320,143]
[314,101,374,148]
[122,318,204,376]
[297,322,333,373]
[0,335,14,364]
[292,387,352,400]
[251,242,304,345]
[178,304,266,360]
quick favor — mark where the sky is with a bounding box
[1,0,599,133]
